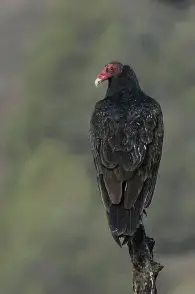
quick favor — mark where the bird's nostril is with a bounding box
[95,78,102,87]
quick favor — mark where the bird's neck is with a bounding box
[105,74,141,98]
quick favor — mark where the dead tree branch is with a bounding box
[128,225,164,293]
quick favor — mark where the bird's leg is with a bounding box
[143,209,147,216]
[127,225,163,293]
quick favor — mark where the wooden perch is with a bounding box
[128,225,164,294]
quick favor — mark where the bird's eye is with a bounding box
[105,65,115,73]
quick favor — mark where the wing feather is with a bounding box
[90,98,163,214]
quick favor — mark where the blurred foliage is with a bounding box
[1,0,195,293]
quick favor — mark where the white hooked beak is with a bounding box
[95,78,102,87]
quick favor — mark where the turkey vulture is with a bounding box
[90,61,164,247]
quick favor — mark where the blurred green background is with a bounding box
[0,0,195,293]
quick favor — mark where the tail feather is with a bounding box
[106,205,141,246]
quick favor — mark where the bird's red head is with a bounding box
[95,61,123,87]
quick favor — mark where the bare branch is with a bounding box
[128,225,164,293]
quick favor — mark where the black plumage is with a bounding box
[90,61,164,247]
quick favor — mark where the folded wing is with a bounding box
[90,103,163,239]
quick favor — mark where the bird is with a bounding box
[89,61,164,248]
